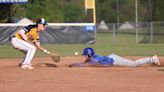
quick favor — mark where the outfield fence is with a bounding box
[0,22,164,45]
[0,23,96,44]
[97,22,164,44]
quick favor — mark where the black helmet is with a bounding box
[36,18,47,25]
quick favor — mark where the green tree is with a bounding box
[14,0,47,21]
[96,0,117,23]
[14,0,84,23]
[1,0,164,23]
[62,4,84,22]
[96,0,151,23]
[153,0,164,21]
[0,4,15,23]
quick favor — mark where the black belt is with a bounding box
[9,36,16,41]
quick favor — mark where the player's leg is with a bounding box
[135,55,160,66]
[18,50,26,66]
[107,54,160,67]
[11,38,36,69]
[107,54,138,67]
[21,45,36,65]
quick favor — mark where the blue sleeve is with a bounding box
[88,60,98,64]
[88,56,100,64]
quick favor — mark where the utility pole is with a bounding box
[116,0,120,29]
[149,0,153,43]
[149,0,152,21]
[135,0,138,43]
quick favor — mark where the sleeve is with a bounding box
[88,58,99,64]
[22,26,30,33]
[22,27,28,32]
[18,29,28,41]
[23,25,36,33]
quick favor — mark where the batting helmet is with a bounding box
[82,47,95,58]
[36,18,47,25]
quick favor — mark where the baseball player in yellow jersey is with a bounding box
[10,18,53,70]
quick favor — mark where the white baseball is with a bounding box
[74,52,78,56]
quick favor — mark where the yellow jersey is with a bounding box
[15,25,39,43]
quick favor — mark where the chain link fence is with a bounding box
[96,22,164,44]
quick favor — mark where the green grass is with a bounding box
[0,33,164,58]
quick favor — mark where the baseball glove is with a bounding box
[50,53,60,63]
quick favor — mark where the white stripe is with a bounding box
[0,0,28,3]
[0,23,95,26]
[41,18,45,24]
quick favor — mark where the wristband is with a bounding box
[44,50,50,54]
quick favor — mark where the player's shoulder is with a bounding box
[93,54,103,59]
[23,25,37,31]
[94,54,102,57]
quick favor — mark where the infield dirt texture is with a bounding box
[0,56,164,92]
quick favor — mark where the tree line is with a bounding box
[0,0,164,23]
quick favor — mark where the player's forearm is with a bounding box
[69,61,92,67]
[69,62,85,67]
[38,45,49,54]
[37,46,45,52]
[34,41,50,55]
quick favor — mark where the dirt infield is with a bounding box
[0,56,164,92]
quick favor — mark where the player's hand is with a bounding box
[85,58,92,62]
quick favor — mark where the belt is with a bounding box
[9,36,16,41]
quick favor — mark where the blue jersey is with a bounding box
[88,54,114,65]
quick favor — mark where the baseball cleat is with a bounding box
[21,65,34,70]
[18,63,22,67]
[152,55,160,65]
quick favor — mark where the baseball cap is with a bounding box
[82,47,95,58]
[36,18,48,25]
